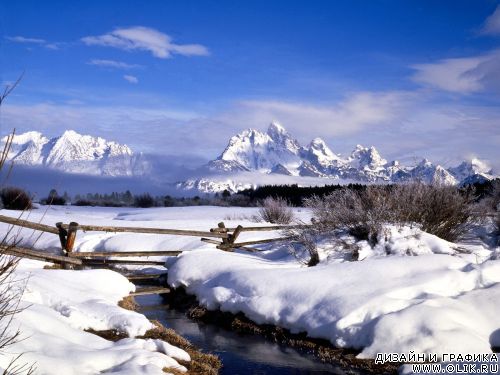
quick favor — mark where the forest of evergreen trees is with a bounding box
[16,178,497,209]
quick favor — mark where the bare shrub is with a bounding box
[390,183,474,241]
[0,187,32,211]
[258,197,294,224]
[305,186,391,245]
[285,227,320,266]
[305,183,474,244]
[0,76,35,374]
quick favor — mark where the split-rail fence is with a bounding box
[0,214,307,296]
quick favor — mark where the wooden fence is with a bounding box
[0,214,303,293]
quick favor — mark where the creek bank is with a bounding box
[163,287,400,375]
[87,295,222,375]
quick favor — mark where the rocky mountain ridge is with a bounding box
[179,122,495,193]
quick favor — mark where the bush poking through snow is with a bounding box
[305,187,390,245]
[0,187,32,211]
[257,197,294,224]
[306,183,475,244]
[283,226,319,267]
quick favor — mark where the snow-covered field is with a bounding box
[1,261,190,374]
[1,205,499,373]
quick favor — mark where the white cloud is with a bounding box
[81,26,209,58]
[123,75,139,84]
[5,36,61,50]
[2,89,500,172]
[219,91,412,141]
[5,36,46,44]
[481,5,500,35]
[411,50,500,94]
[44,43,60,50]
[88,59,142,69]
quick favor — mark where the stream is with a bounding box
[136,294,368,375]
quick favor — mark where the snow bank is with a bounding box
[0,260,189,375]
[1,205,498,366]
[168,250,500,357]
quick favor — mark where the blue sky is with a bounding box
[1,0,499,169]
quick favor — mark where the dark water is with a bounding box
[136,294,364,375]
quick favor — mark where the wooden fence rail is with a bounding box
[0,245,83,266]
[210,224,310,233]
[0,215,298,268]
[0,214,59,234]
[60,223,228,238]
[69,250,183,258]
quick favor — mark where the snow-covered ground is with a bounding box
[1,205,268,375]
[0,259,190,374]
[1,205,499,372]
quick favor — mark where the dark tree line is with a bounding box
[1,179,498,210]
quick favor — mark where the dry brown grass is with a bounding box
[87,297,221,375]
[42,263,62,270]
[118,296,138,311]
[142,321,221,375]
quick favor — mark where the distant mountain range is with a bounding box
[178,122,496,193]
[2,130,149,177]
[2,126,497,194]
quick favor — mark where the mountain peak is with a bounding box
[60,129,81,138]
[310,137,328,148]
[5,130,143,176]
[448,157,492,181]
[349,144,386,170]
[193,121,496,192]
[6,131,47,145]
[267,121,286,137]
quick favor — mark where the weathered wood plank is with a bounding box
[200,238,223,246]
[61,223,228,238]
[126,273,167,281]
[130,287,170,296]
[69,250,182,258]
[0,214,59,234]
[65,222,78,253]
[228,225,243,244]
[82,259,166,266]
[231,237,290,247]
[211,224,310,233]
[0,245,83,265]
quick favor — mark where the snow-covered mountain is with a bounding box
[5,126,495,194]
[179,122,497,193]
[3,130,149,176]
[207,122,302,173]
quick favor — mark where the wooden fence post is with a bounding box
[56,222,67,251]
[56,221,78,269]
[217,222,230,251]
[226,225,243,251]
[65,222,78,254]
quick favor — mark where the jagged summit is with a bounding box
[181,122,496,193]
[3,130,147,176]
[210,122,302,173]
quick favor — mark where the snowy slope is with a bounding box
[3,130,149,177]
[0,260,190,374]
[0,205,498,365]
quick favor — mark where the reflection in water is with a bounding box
[136,295,365,375]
